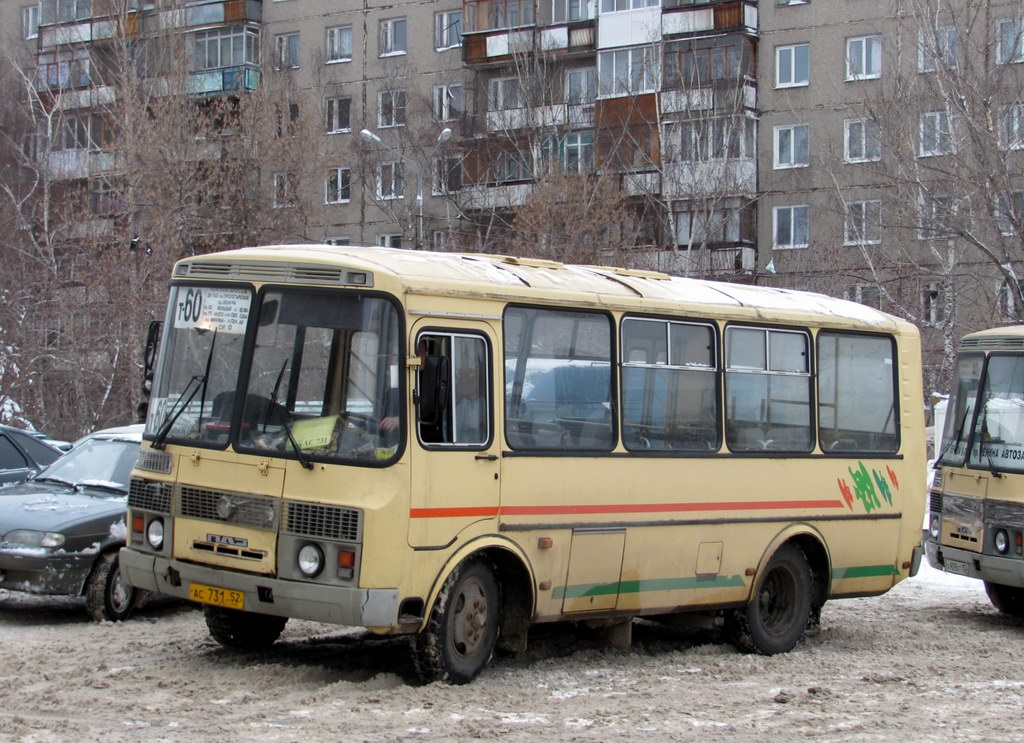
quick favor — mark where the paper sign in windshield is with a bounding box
[173,287,250,334]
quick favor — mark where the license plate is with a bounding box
[944,559,970,577]
[188,582,245,610]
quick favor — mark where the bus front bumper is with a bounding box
[924,538,1024,589]
[120,548,401,629]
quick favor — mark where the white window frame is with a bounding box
[272,172,294,208]
[434,83,463,122]
[918,25,959,72]
[997,18,1024,65]
[773,205,809,249]
[843,199,882,246]
[601,0,658,12]
[22,4,39,40]
[773,124,810,169]
[377,160,404,200]
[489,77,522,111]
[324,166,351,204]
[918,193,957,240]
[326,25,352,63]
[275,32,300,70]
[844,117,881,163]
[325,96,351,134]
[995,191,1024,235]
[380,18,407,57]
[598,45,659,98]
[919,110,953,157]
[435,10,462,50]
[846,34,882,81]
[844,284,882,309]
[921,281,945,323]
[1001,103,1024,150]
[379,90,406,128]
[325,236,350,246]
[378,233,403,248]
[432,156,463,195]
[775,43,809,88]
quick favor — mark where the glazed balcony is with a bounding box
[661,0,757,39]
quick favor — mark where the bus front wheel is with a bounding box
[728,543,812,655]
[984,581,1024,616]
[204,606,288,650]
[414,557,501,684]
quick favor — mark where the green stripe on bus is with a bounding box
[553,574,746,600]
[831,564,898,580]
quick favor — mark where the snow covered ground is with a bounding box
[0,561,1020,741]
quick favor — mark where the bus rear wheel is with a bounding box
[728,543,812,655]
[204,606,288,651]
[984,581,1024,616]
[413,557,501,684]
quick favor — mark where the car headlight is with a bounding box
[147,518,164,550]
[297,543,324,577]
[3,530,65,548]
[994,529,1010,554]
[929,514,941,540]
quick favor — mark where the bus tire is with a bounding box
[204,606,287,651]
[85,551,139,622]
[984,581,1024,616]
[728,543,812,655]
[413,557,501,684]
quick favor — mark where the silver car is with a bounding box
[0,425,145,621]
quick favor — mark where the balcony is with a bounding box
[639,244,756,277]
[459,182,533,210]
[46,148,117,181]
[188,64,261,96]
[662,159,755,198]
[662,0,757,38]
[484,102,593,132]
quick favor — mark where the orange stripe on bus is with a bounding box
[409,500,845,518]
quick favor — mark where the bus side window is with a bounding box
[416,333,490,447]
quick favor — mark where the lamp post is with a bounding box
[360,127,453,248]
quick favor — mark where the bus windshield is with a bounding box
[967,354,1024,473]
[940,353,983,466]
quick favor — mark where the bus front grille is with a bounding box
[178,486,278,530]
[285,501,361,542]
[129,479,173,514]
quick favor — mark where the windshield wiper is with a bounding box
[977,406,1005,479]
[153,328,217,450]
[31,476,77,489]
[934,404,971,468]
[76,481,128,495]
[265,403,313,470]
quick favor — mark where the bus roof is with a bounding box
[177,244,911,333]
[959,325,1024,350]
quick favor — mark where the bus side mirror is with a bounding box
[417,355,450,425]
[142,320,162,394]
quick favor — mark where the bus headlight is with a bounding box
[297,543,324,577]
[994,529,1010,554]
[146,518,164,550]
[929,514,941,540]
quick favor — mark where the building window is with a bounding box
[775,0,809,5]
[377,161,404,200]
[564,132,594,173]
[325,166,351,204]
[919,111,953,157]
[56,114,91,151]
[1001,103,1024,150]
[921,281,945,323]
[325,96,351,134]
[488,77,522,111]
[674,200,752,247]
[275,102,299,138]
[380,18,406,56]
[490,150,532,184]
[90,178,125,216]
[773,205,809,249]
[378,234,403,248]
[598,45,659,97]
[379,90,406,128]
[275,33,300,70]
[996,191,1024,235]
[434,84,463,122]
[193,26,260,70]
[844,284,882,309]
[919,25,959,72]
[566,67,597,105]
[272,173,295,208]
[554,0,593,21]
[432,156,463,195]
[844,199,882,245]
[664,116,756,162]
[844,118,881,162]
[435,10,462,50]
[997,19,1024,65]
[664,37,745,88]
[326,26,352,63]
[325,236,350,246]
[40,0,90,24]
[773,124,809,169]
[918,193,956,239]
[846,35,882,80]
[22,4,39,39]
[601,0,659,11]
[999,278,1024,317]
[776,43,809,88]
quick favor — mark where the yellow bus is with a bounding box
[121,245,926,683]
[925,325,1024,614]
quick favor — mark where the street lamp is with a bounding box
[360,127,453,248]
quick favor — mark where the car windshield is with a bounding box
[35,439,140,494]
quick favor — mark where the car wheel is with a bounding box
[727,542,812,655]
[204,606,288,651]
[85,551,137,622]
[413,557,501,684]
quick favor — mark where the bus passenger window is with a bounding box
[818,333,898,453]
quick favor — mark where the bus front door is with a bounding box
[408,325,500,549]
